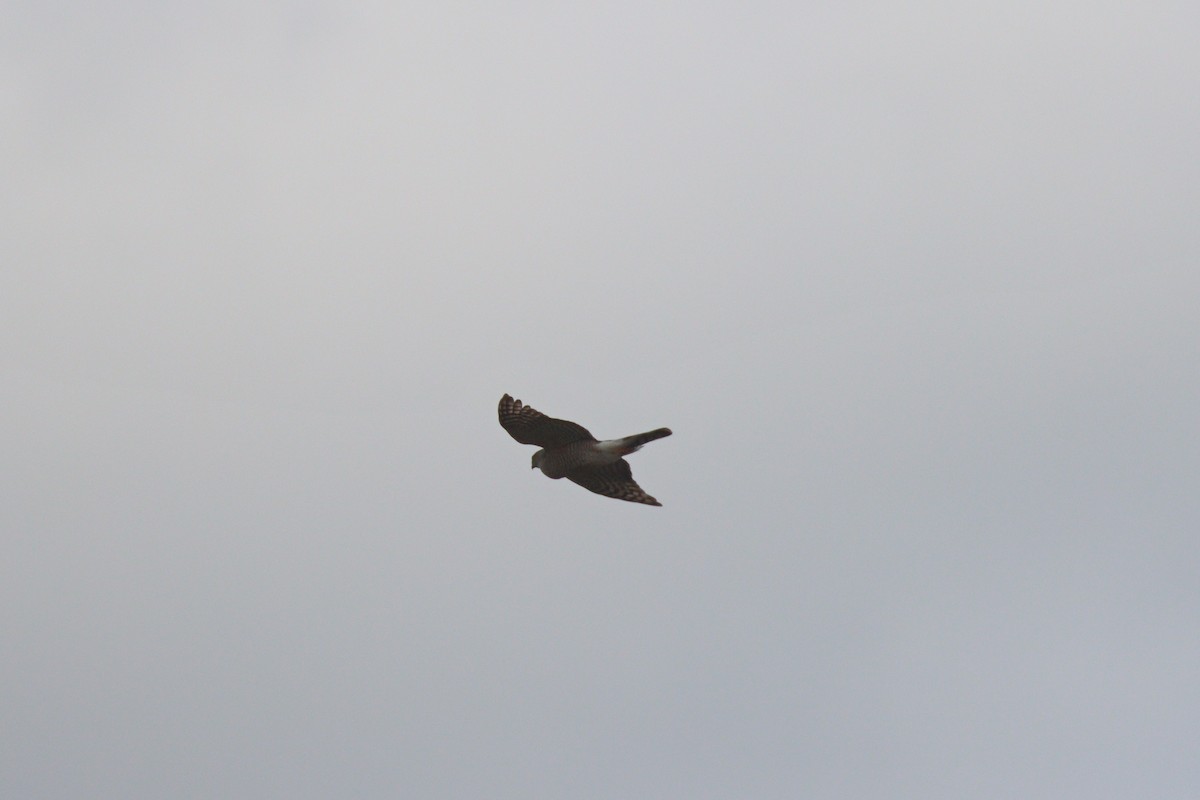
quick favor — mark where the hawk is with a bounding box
[498,394,672,506]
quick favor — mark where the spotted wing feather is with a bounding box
[498,394,596,447]
[567,459,662,506]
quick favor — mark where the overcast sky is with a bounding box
[4,2,1199,798]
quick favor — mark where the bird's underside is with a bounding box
[498,393,671,506]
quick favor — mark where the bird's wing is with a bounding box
[498,394,596,447]
[567,459,662,506]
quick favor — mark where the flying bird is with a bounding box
[498,394,672,506]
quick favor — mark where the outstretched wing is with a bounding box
[498,394,596,447]
[567,459,662,506]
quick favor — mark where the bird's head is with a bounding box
[531,450,544,470]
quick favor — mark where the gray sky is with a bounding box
[4,2,1199,797]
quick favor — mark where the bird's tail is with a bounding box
[618,427,672,454]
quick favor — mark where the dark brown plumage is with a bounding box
[498,394,671,506]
